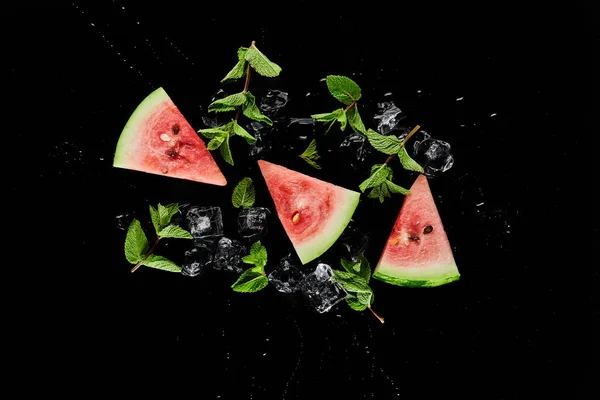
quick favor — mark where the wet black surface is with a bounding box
[8,1,595,398]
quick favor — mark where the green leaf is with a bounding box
[232,121,257,144]
[242,92,273,126]
[341,253,371,283]
[331,270,372,293]
[298,139,321,169]
[325,75,361,105]
[220,134,234,165]
[208,92,247,113]
[380,181,391,199]
[197,126,230,139]
[346,106,367,135]
[221,47,248,83]
[242,240,267,270]
[231,268,269,293]
[357,291,374,306]
[158,225,193,240]
[232,177,256,209]
[244,45,282,77]
[149,205,160,235]
[207,135,226,150]
[141,254,182,273]
[398,146,424,173]
[158,203,179,230]
[365,129,402,155]
[124,219,149,264]
[359,164,392,192]
[368,185,382,200]
[385,179,410,195]
[345,293,368,311]
[311,109,344,123]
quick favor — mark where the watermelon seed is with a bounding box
[292,212,301,224]
[160,133,171,142]
[423,225,433,234]
[172,123,180,134]
[161,167,169,174]
[408,235,420,241]
[389,237,399,246]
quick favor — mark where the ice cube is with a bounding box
[373,101,406,135]
[212,237,247,273]
[246,122,274,157]
[185,206,223,245]
[411,131,454,178]
[259,89,289,114]
[267,254,305,293]
[237,207,271,241]
[299,263,348,313]
[283,118,315,152]
[338,221,370,261]
[339,133,373,170]
[181,243,214,277]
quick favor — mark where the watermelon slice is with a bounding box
[258,160,360,264]
[113,87,227,186]
[373,174,460,287]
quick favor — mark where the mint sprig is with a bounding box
[125,203,192,273]
[311,75,366,135]
[299,139,321,169]
[333,252,384,323]
[199,41,281,166]
[232,177,256,208]
[232,241,269,292]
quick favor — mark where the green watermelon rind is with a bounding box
[295,189,360,265]
[113,87,168,168]
[373,262,460,288]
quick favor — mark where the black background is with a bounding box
[8,1,595,398]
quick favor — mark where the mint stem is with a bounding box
[383,124,421,166]
[368,305,385,324]
[344,100,357,112]
[131,237,161,273]
[232,40,256,131]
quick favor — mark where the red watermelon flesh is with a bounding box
[258,160,360,264]
[373,174,460,287]
[113,87,227,186]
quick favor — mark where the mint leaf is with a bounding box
[332,270,371,293]
[311,109,346,133]
[242,240,267,270]
[207,134,226,150]
[398,146,424,173]
[231,268,269,292]
[232,120,257,144]
[149,205,160,235]
[124,219,149,264]
[232,177,256,209]
[221,47,248,83]
[357,291,374,306]
[244,45,281,77]
[242,92,273,126]
[198,126,230,139]
[326,75,361,106]
[141,254,182,273]
[346,293,368,311]
[380,181,391,200]
[158,203,179,229]
[299,139,321,169]
[220,134,234,165]
[158,225,193,240]
[365,129,402,155]
[347,106,367,135]
[385,180,410,195]
[359,164,393,192]
[341,253,371,283]
[208,92,247,113]
[368,185,383,202]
